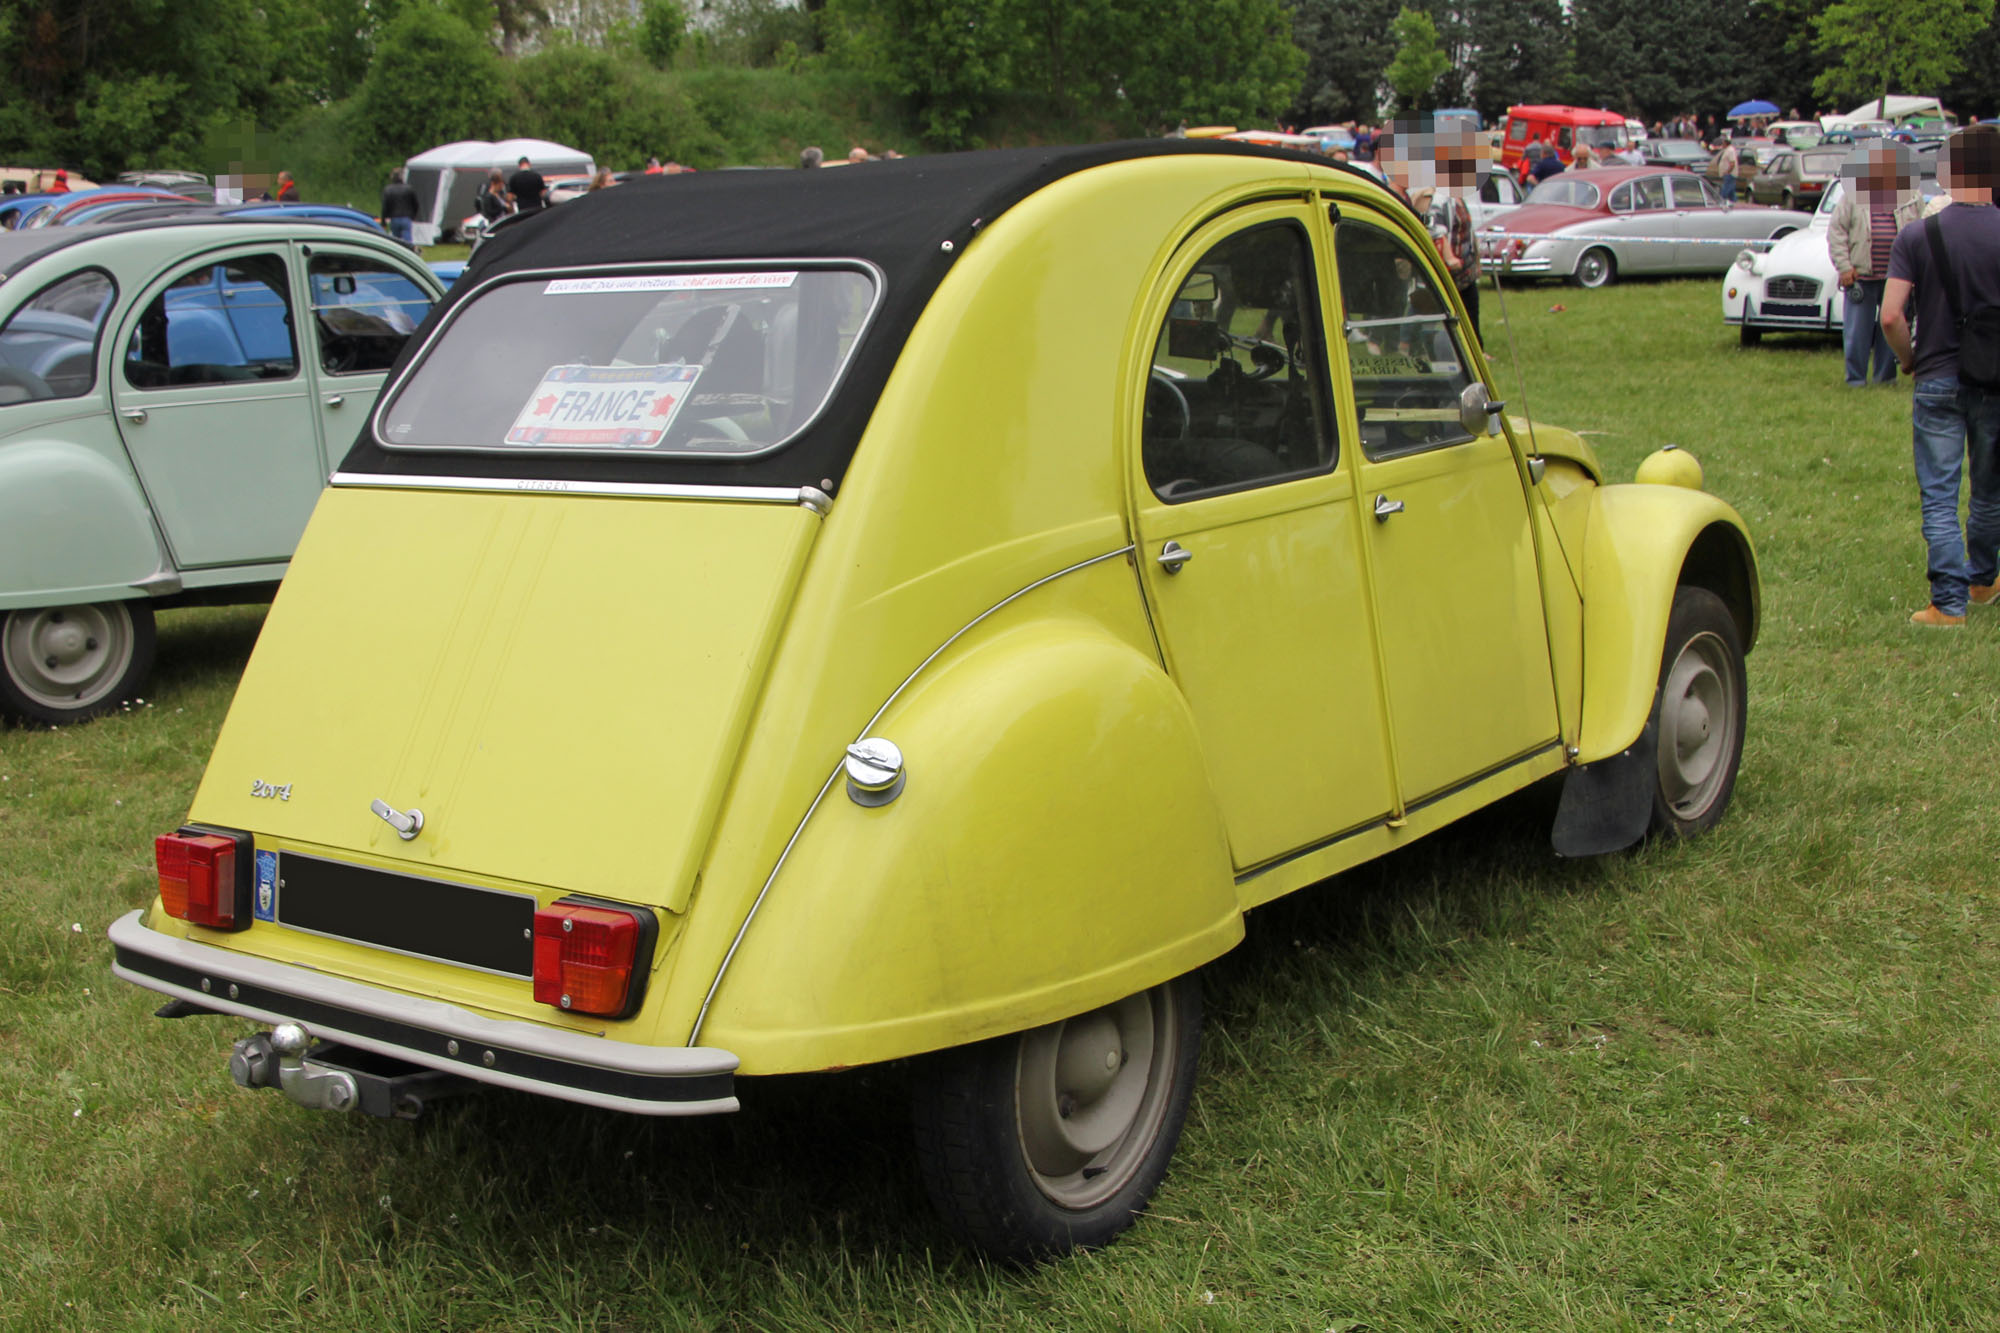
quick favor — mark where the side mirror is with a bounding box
[333,274,358,296]
[1460,380,1505,436]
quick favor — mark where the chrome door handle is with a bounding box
[1373,494,1405,521]
[323,394,344,407]
[1156,540,1193,573]
[121,408,147,424]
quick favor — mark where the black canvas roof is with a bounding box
[342,139,1346,495]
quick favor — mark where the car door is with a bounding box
[1671,175,1740,270]
[1130,203,1396,873]
[111,246,324,569]
[298,243,440,474]
[1330,208,1561,806]
[1605,176,1674,272]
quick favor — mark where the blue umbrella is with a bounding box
[1729,99,1780,119]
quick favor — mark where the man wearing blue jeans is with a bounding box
[1882,125,2000,627]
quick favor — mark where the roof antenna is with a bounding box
[1486,265,1542,465]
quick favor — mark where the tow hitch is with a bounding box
[230,1023,477,1120]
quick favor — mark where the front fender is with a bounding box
[700,617,1241,1074]
[1572,482,1759,763]
[0,439,163,608]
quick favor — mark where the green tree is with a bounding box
[1385,6,1451,110]
[355,6,509,160]
[1460,0,1572,124]
[635,0,687,67]
[1290,0,1402,123]
[1114,0,1306,129]
[1811,0,1994,116]
[825,0,1022,147]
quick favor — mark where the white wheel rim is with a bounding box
[1014,987,1181,1210]
[1,604,136,711]
[1657,629,1739,820]
[1581,252,1609,286]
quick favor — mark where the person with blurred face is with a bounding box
[1829,142,1921,385]
[1881,126,2000,626]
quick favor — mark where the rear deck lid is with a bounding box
[189,484,817,913]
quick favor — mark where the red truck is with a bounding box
[1501,105,1631,175]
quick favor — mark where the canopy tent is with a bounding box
[1824,96,1949,129]
[402,138,594,245]
[1728,100,1779,119]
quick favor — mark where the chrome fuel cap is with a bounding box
[843,738,906,807]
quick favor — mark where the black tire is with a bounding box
[1739,323,1764,347]
[1649,587,1746,838]
[911,973,1202,1260]
[0,601,157,725]
[1573,248,1616,289]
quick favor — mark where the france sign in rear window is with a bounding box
[378,267,878,458]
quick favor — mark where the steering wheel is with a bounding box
[1146,369,1190,439]
[0,366,54,404]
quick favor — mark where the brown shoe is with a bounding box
[1972,581,2000,606]
[1910,604,1967,627]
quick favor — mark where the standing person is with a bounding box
[1430,182,1482,337]
[1352,124,1376,163]
[1880,125,2000,627]
[1713,137,1740,204]
[643,155,665,175]
[274,170,299,202]
[1530,146,1564,181]
[799,146,824,169]
[47,169,70,194]
[1829,144,1921,386]
[587,167,615,191]
[380,167,420,246]
[507,156,546,213]
[1572,142,1595,170]
[475,168,510,224]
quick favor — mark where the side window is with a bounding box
[124,253,297,389]
[1669,176,1709,209]
[1557,127,1574,150]
[1608,182,1633,212]
[1632,176,1668,211]
[1335,219,1477,460]
[1507,120,1527,143]
[309,254,434,375]
[0,269,115,403]
[1142,222,1338,502]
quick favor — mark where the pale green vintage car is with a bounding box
[0,218,444,722]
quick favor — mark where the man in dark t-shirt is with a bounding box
[507,157,546,213]
[380,167,419,245]
[1882,125,2000,626]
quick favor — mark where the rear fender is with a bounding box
[1573,482,1759,764]
[0,439,165,608]
[698,617,1241,1074]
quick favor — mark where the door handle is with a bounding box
[1156,539,1193,573]
[323,394,344,407]
[1373,494,1405,521]
[121,408,147,425]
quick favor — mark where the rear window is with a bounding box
[378,266,877,458]
[1525,177,1601,209]
[1801,151,1844,176]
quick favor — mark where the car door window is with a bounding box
[124,253,297,389]
[0,269,114,402]
[1630,176,1667,211]
[1670,176,1711,209]
[1142,222,1336,501]
[1608,182,1634,212]
[308,254,433,375]
[1335,219,1476,459]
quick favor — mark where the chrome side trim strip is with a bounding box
[688,544,1136,1042]
[330,471,813,505]
[110,912,739,1097]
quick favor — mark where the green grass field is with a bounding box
[4,276,1998,1331]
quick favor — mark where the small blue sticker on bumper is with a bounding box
[254,849,278,922]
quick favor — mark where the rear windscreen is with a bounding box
[377,266,877,458]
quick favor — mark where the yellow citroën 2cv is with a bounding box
[114,140,1757,1258]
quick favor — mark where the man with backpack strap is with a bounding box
[1882,125,2000,627]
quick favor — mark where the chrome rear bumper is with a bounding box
[109,911,738,1115]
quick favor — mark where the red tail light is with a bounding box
[533,899,657,1019]
[155,827,252,930]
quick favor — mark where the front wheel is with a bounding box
[1573,247,1616,289]
[0,601,157,725]
[911,974,1202,1260]
[1739,323,1764,347]
[1650,587,1746,837]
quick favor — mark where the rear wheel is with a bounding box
[1739,323,1764,347]
[1573,247,1616,289]
[911,974,1201,1260]
[0,601,156,725]
[1650,587,1746,838]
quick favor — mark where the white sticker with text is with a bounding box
[505,363,703,449]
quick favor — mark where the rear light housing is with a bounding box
[532,897,659,1020]
[154,825,255,930]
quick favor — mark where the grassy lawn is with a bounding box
[4,276,1998,1330]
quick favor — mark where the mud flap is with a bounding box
[1550,718,1657,857]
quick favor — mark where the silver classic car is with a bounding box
[1482,167,1814,287]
